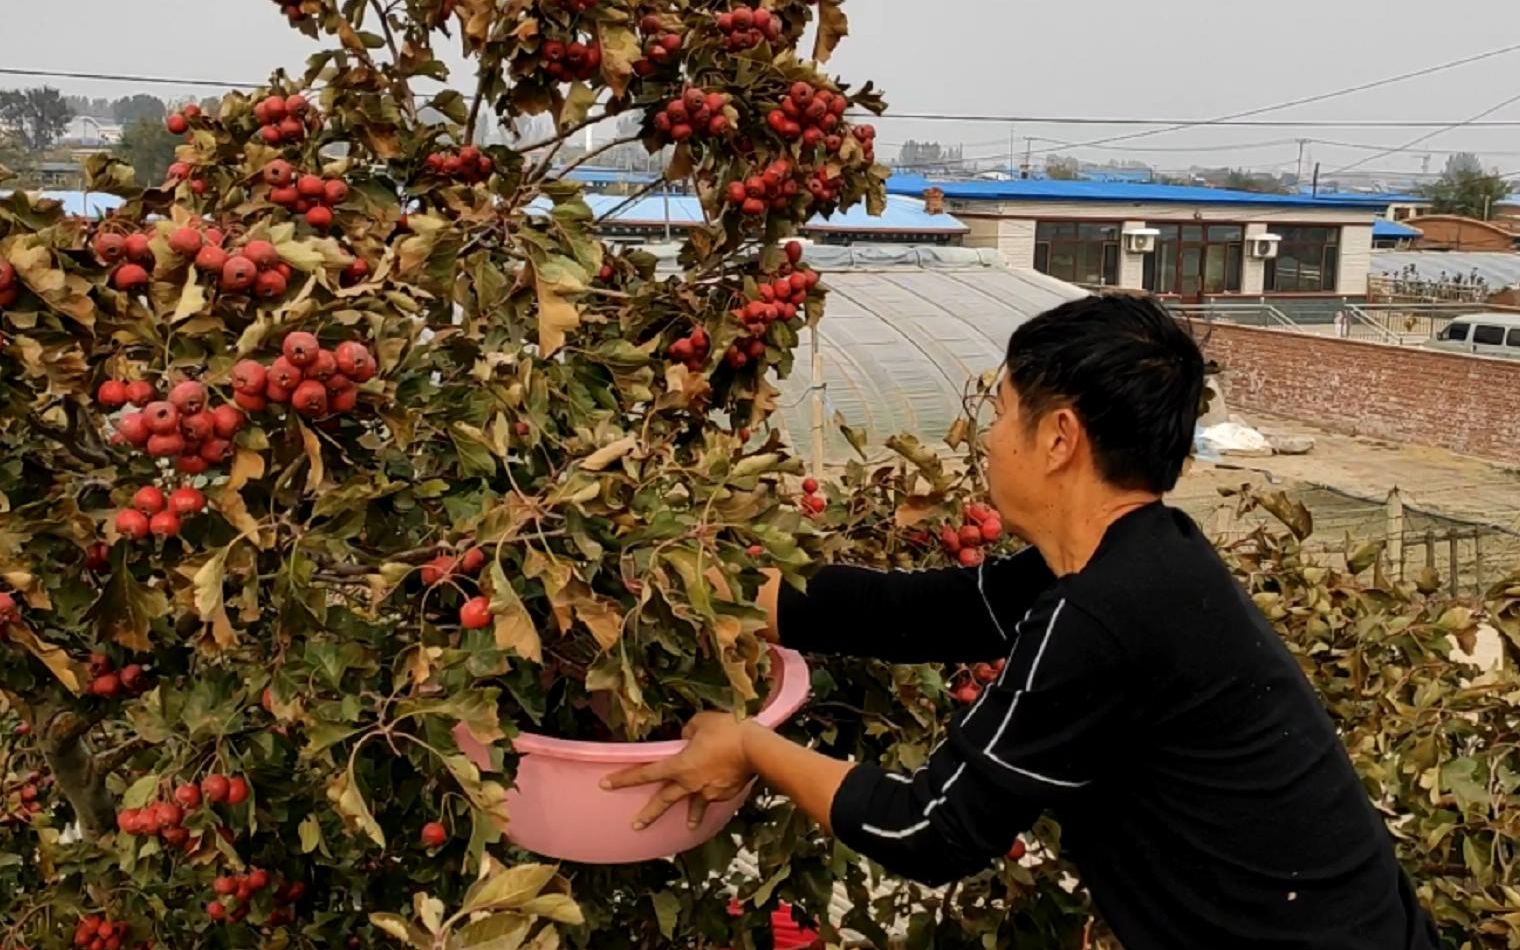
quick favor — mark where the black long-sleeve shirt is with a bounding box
[778,502,1437,950]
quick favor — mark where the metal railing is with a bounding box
[1168,301,1302,331]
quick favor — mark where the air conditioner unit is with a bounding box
[1122,227,1159,254]
[1247,233,1282,259]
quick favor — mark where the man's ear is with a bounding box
[1043,406,1083,474]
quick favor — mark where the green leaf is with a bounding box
[518,894,583,925]
[330,764,386,848]
[369,912,428,948]
[298,813,329,856]
[650,892,680,940]
[1440,756,1488,815]
[121,773,159,810]
[460,864,559,916]
[455,913,532,949]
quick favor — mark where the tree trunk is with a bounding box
[40,712,115,838]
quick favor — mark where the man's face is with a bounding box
[982,374,1047,539]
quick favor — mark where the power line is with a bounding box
[877,114,1520,129]
[1328,90,1520,176]
[0,66,260,90]
[1018,40,1520,156]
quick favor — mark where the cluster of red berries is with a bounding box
[541,37,603,83]
[165,160,210,195]
[851,122,877,164]
[86,652,149,700]
[70,914,149,950]
[950,657,1006,704]
[418,546,493,629]
[0,590,16,625]
[737,240,815,322]
[421,546,488,587]
[166,222,224,263]
[653,87,733,143]
[92,229,158,292]
[424,145,494,183]
[1,769,49,826]
[253,93,318,146]
[117,775,249,844]
[230,334,375,417]
[667,326,711,372]
[164,101,203,136]
[939,502,1003,567]
[633,15,683,74]
[114,482,207,542]
[715,4,783,51]
[799,476,825,517]
[199,238,296,298]
[208,867,302,925]
[724,156,797,216]
[765,82,846,147]
[261,160,349,229]
[0,256,19,308]
[98,378,245,475]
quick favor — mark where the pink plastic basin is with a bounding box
[455,646,810,864]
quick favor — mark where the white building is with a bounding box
[892,177,1382,306]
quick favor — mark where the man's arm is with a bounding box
[823,597,1131,885]
[760,548,1055,664]
[609,595,1131,889]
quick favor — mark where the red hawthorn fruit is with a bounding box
[149,510,181,538]
[220,256,258,293]
[334,340,376,381]
[420,821,448,848]
[459,548,487,575]
[282,331,320,367]
[97,379,129,408]
[125,380,156,406]
[459,596,492,629]
[225,776,249,805]
[115,509,150,540]
[169,380,207,414]
[169,487,206,516]
[958,547,984,567]
[146,432,186,458]
[201,774,230,803]
[242,240,279,269]
[131,486,166,516]
[194,243,229,274]
[212,404,245,438]
[230,359,267,394]
[174,783,202,809]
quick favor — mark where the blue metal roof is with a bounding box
[885,175,1383,210]
[1372,217,1422,239]
[561,166,661,186]
[534,193,966,233]
[1296,189,1427,206]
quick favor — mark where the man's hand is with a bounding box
[601,712,758,830]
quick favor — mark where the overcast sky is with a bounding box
[7,0,1520,181]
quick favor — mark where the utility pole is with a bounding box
[1024,137,1034,179]
[1007,123,1015,180]
[1294,139,1307,186]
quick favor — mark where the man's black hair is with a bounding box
[1005,293,1204,494]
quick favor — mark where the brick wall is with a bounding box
[1201,324,1520,464]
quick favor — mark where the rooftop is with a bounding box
[533,193,967,234]
[1372,250,1520,289]
[887,174,1389,210]
[1372,218,1422,239]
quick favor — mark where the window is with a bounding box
[1507,328,1520,347]
[1472,325,1505,345]
[1441,323,1471,342]
[1264,227,1340,292]
[1033,222,1120,286]
[1142,224,1244,296]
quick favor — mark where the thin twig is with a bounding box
[594,177,670,224]
[554,133,645,180]
[516,111,616,155]
[465,55,497,146]
[96,738,150,775]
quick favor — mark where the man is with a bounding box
[605,295,1437,949]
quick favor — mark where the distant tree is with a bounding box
[1419,152,1511,219]
[1223,169,1287,194]
[1046,155,1080,180]
[895,140,963,170]
[0,86,74,150]
[110,94,167,127]
[113,117,179,184]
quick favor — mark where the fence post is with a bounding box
[1449,533,1460,597]
[1425,529,1435,570]
[1386,489,1405,579]
[1473,530,1482,595]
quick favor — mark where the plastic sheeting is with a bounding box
[762,249,1087,461]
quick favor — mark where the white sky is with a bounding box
[6,0,1520,179]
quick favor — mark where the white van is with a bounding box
[1427,313,1520,360]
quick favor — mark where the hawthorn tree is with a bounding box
[0,0,897,946]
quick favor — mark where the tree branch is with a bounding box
[41,712,116,838]
[95,737,149,775]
